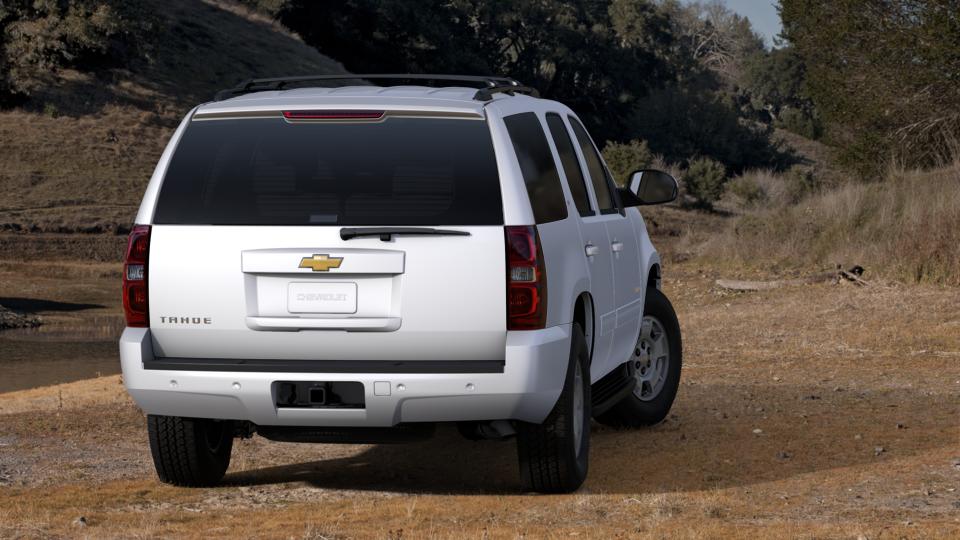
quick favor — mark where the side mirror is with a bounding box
[625,169,678,206]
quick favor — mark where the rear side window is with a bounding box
[569,117,617,214]
[153,116,503,226]
[503,112,568,224]
[545,113,593,217]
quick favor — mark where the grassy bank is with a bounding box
[699,162,960,284]
[0,0,345,234]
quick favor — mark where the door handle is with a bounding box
[611,240,624,253]
[585,243,600,257]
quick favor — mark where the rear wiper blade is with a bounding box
[340,227,472,241]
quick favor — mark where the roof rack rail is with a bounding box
[213,74,539,102]
[473,84,540,101]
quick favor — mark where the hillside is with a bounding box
[0,0,345,236]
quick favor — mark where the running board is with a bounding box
[591,361,636,416]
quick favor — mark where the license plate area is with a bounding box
[287,282,357,314]
[274,381,365,409]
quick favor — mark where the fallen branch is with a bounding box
[716,265,867,291]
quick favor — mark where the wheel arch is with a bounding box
[572,291,595,365]
[647,263,662,290]
[644,252,663,290]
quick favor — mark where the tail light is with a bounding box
[123,225,151,327]
[505,226,547,330]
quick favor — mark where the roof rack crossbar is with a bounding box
[213,74,534,101]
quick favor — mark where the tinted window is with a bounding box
[153,116,503,225]
[503,112,568,224]
[569,117,616,214]
[546,113,593,216]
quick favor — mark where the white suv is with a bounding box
[120,75,682,493]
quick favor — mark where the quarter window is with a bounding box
[503,112,568,224]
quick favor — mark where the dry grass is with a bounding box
[0,0,345,233]
[0,376,126,415]
[701,162,960,284]
[723,168,798,209]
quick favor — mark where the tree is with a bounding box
[631,83,789,173]
[741,46,821,138]
[277,0,790,172]
[0,0,155,102]
[655,0,765,87]
[278,0,674,143]
[780,0,960,175]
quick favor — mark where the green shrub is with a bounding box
[602,139,653,187]
[684,157,727,209]
[725,174,766,206]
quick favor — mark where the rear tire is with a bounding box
[147,415,233,487]
[596,287,682,428]
[516,323,591,493]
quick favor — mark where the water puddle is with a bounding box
[1,314,125,342]
[0,310,125,392]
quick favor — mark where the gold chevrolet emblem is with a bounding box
[298,254,343,272]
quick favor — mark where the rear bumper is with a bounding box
[119,325,570,427]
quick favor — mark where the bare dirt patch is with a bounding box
[1,259,957,538]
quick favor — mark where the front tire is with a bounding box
[596,287,682,428]
[516,323,591,493]
[147,415,233,487]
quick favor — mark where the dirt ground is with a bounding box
[0,236,958,538]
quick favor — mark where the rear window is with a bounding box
[153,116,503,226]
